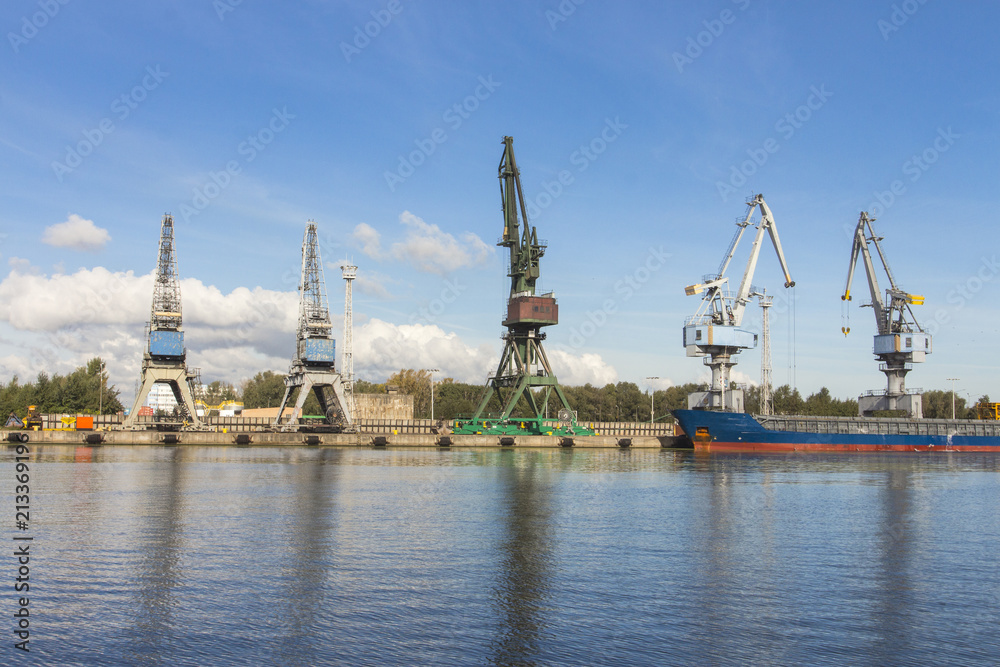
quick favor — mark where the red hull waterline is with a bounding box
[696,441,1000,453]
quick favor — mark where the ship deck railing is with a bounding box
[757,414,1000,437]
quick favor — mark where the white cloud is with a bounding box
[0,262,619,403]
[0,263,300,396]
[352,318,619,387]
[354,318,495,382]
[547,350,618,386]
[329,260,394,299]
[351,211,494,275]
[352,223,383,258]
[41,214,111,252]
[391,211,492,274]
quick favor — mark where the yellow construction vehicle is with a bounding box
[23,405,43,430]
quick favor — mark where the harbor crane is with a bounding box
[123,214,205,430]
[453,136,588,436]
[683,194,794,412]
[842,212,930,418]
[273,222,353,432]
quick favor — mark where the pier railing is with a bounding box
[23,413,675,436]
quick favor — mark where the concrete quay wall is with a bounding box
[10,429,686,449]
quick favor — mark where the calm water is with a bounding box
[7,445,1000,666]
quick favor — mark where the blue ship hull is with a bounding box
[673,409,1000,452]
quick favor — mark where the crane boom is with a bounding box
[732,195,794,325]
[841,212,924,336]
[841,211,931,418]
[842,212,887,332]
[499,135,544,297]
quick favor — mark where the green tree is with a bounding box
[923,389,969,419]
[432,379,481,420]
[240,371,287,409]
[772,384,804,415]
[386,369,433,418]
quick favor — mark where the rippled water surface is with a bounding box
[9,446,1000,665]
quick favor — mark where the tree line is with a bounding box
[2,362,989,422]
[239,368,991,422]
[1,358,123,419]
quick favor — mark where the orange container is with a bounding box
[76,415,94,430]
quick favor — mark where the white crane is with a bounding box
[683,194,794,411]
[842,211,930,417]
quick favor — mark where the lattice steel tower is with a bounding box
[123,214,204,429]
[273,222,353,431]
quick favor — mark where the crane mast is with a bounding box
[683,194,794,412]
[842,212,930,417]
[272,221,353,432]
[454,136,587,436]
[123,213,204,430]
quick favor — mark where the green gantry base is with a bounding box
[451,417,594,437]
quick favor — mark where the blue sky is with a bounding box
[1,0,997,406]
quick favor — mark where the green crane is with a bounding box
[453,136,590,437]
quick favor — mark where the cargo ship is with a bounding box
[673,409,1000,452]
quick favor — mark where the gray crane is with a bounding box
[683,194,794,412]
[842,212,930,417]
[273,222,353,432]
[123,214,204,430]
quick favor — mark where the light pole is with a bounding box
[646,376,658,423]
[947,377,959,419]
[428,368,439,421]
[99,359,105,416]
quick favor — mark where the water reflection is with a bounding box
[279,449,341,665]
[871,464,915,662]
[490,450,554,666]
[127,446,184,666]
